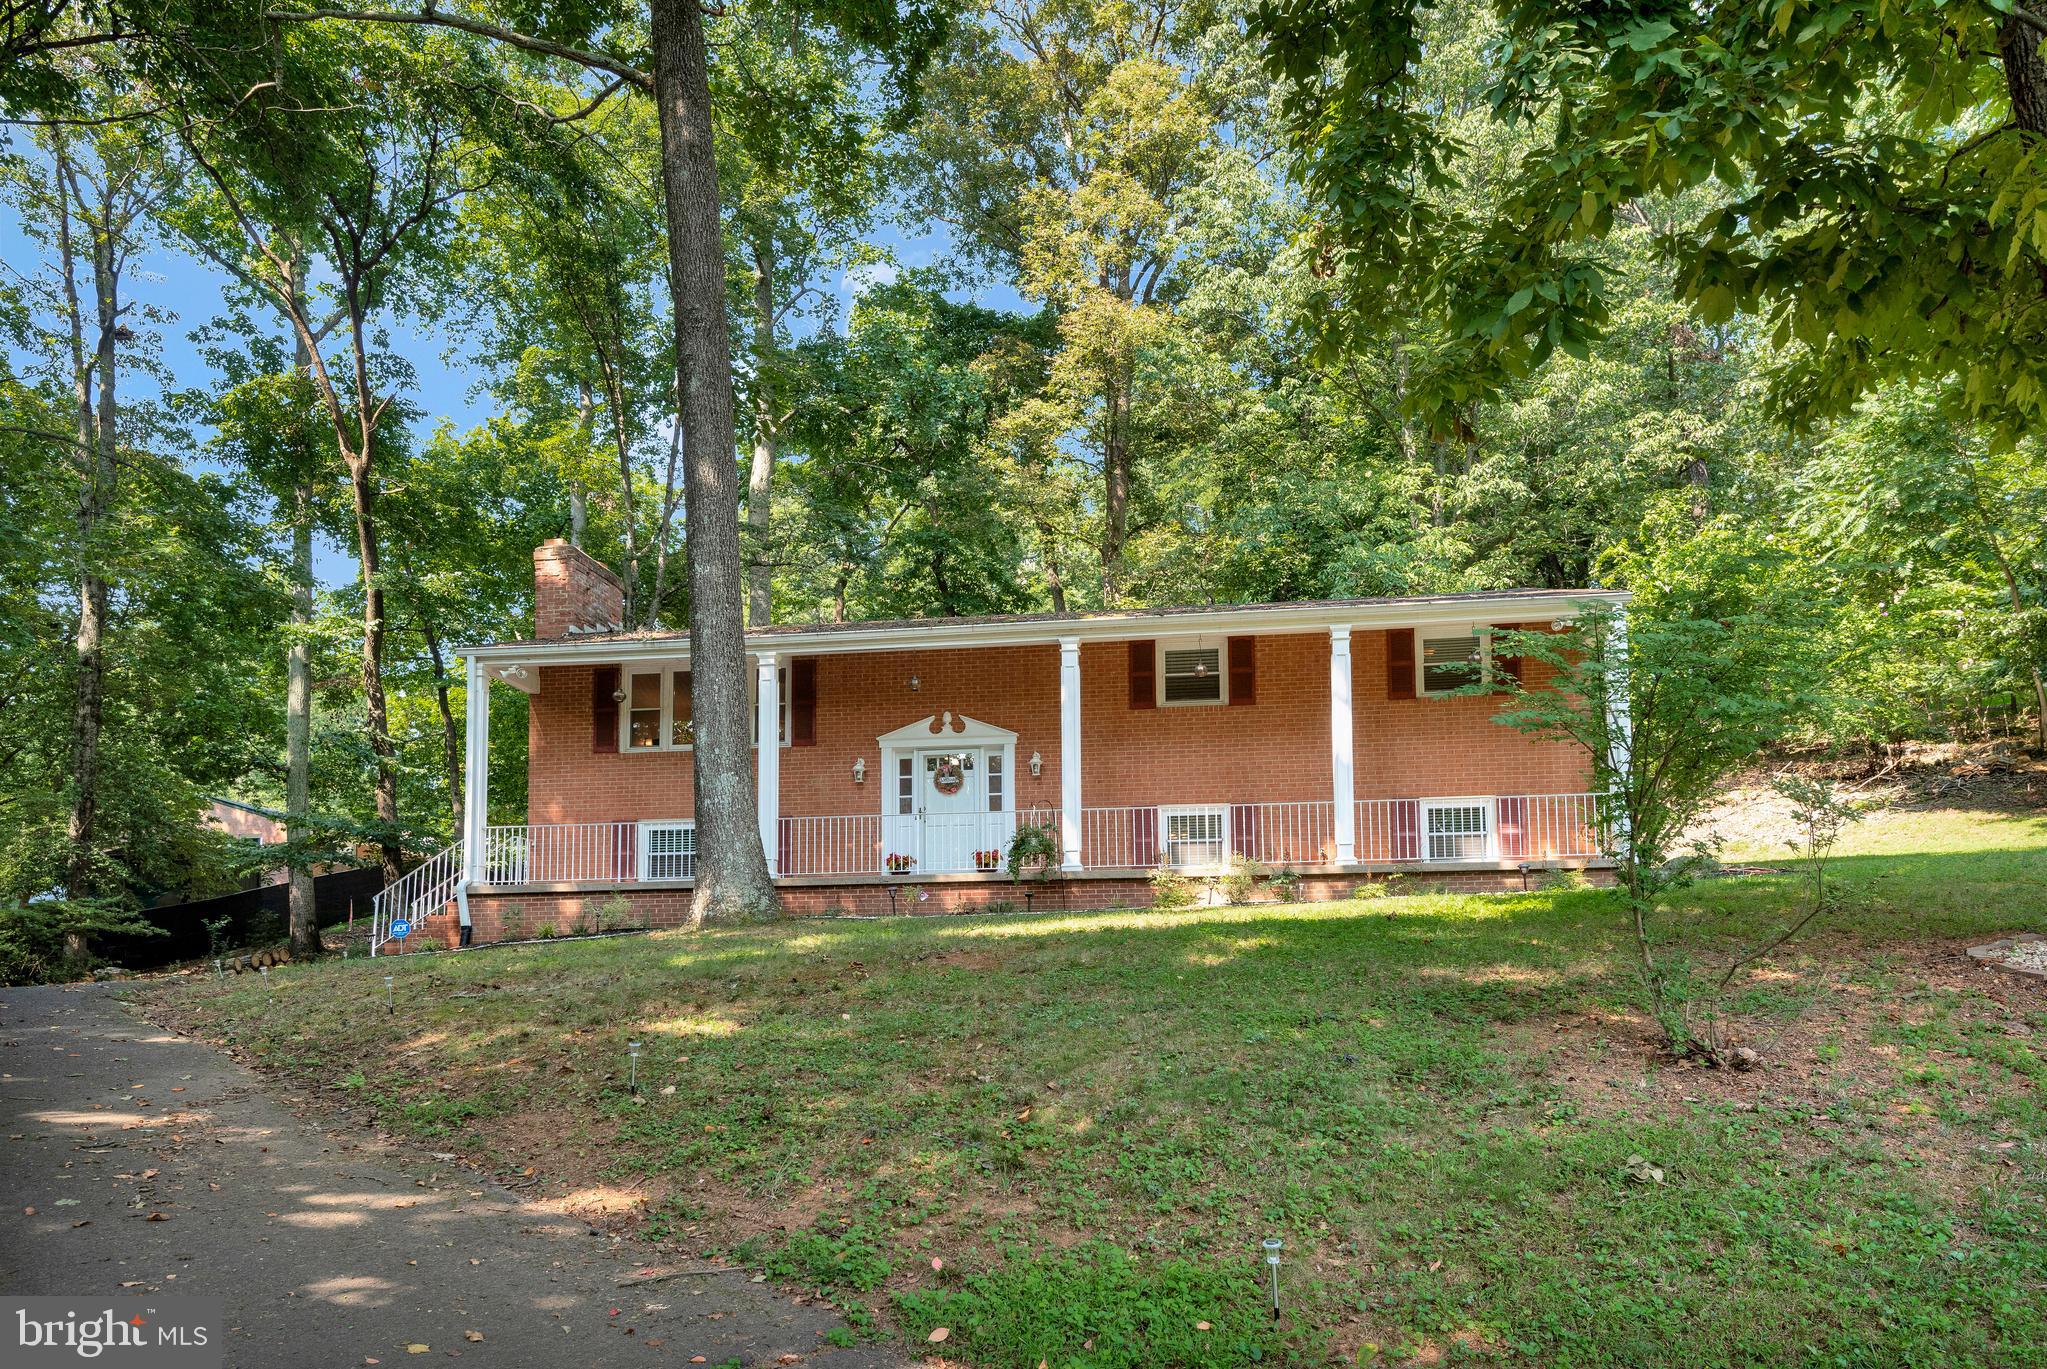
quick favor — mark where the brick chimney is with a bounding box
[533,539,625,639]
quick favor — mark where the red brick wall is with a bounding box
[533,539,625,639]
[1349,627,1589,798]
[519,630,1590,826]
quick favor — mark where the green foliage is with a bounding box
[1254,0,2047,444]
[1494,517,1838,1048]
[0,899,163,985]
[1147,865,1197,910]
[1004,820,1060,882]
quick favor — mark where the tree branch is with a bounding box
[261,6,653,93]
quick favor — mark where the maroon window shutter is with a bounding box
[790,659,818,746]
[1132,806,1159,867]
[1227,636,1256,705]
[1496,796,1528,859]
[1386,629,1416,701]
[776,816,793,874]
[592,666,621,753]
[1128,641,1157,709]
[1392,799,1420,861]
[1229,803,1259,860]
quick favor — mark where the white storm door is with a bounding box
[916,748,984,872]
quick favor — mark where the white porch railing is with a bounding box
[481,821,640,885]
[368,840,464,954]
[465,794,1609,895]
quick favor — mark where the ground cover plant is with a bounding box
[156,803,2047,1367]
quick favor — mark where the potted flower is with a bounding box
[885,852,916,875]
[973,848,1001,872]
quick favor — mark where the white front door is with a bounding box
[916,748,985,872]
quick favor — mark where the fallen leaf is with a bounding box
[927,1328,950,1344]
[463,1331,483,1343]
[406,1345,430,1355]
[689,1358,705,1364]
[1195,1321,1212,1332]
[22,1207,33,1216]
[1427,1259,1442,1273]
[931,1257,943,1272]
[71,1220,91,1228]
[1015,1108,1031,1122]
[145,1212,169,1222]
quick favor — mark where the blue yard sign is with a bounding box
[389,918,412,940]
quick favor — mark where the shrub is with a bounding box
[1216,853,1266,905]
[597,893,636,931]
[1148,866,1196,911]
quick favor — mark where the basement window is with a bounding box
[1161,806,1228,870]
[1423,799,1492,862]
[637,820,696,881]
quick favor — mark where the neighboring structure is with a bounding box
[203,798,288,888]
[374,539,1622,950]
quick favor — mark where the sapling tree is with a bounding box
[1492,518,1833,1055]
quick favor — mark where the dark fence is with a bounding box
[100,867,386,969]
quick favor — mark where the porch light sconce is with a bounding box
[498,665,527,682]
[611,685,627,704]
[852,757,866,785]
[1029,751,1042,778]
[908,672,921,692]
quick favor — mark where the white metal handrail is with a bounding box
[369,840,464,954]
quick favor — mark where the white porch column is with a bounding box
[461,655,490,885]
[1603,612,1632,854]
[1329,626,1357,864]
[1058,637,1082,871]
[755,652,781,876]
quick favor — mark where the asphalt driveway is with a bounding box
[0,983,899,1368]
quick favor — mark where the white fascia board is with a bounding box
[456,591,1630,673]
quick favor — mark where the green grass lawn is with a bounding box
[156,804,2047,1367]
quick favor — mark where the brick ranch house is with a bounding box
[373,541,1624,950]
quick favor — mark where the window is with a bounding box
[627,671,662,748]
[1424,800,1492,861]
[638,820,696,880]
[1162,806,1227,869]
[621,662,786,750]
[986,751,1004,813]
[670,670,693,747]
[1159,642,1226,706]
[1420,633,1484,695]
[897,756,914,816]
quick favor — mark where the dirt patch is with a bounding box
[1700,743,2047,852]
[1498,938,2041,1206]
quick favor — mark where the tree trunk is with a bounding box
[285,476,321,956]
[746,235,777,626]
[56,141,118,965]
[570,380,594,547]
[422,616,465,827]
[1100,360,1132,604]
[2002,2,2047,138]
[345,453,402,885]
[648,0,777,922]
[286,283,322,958]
